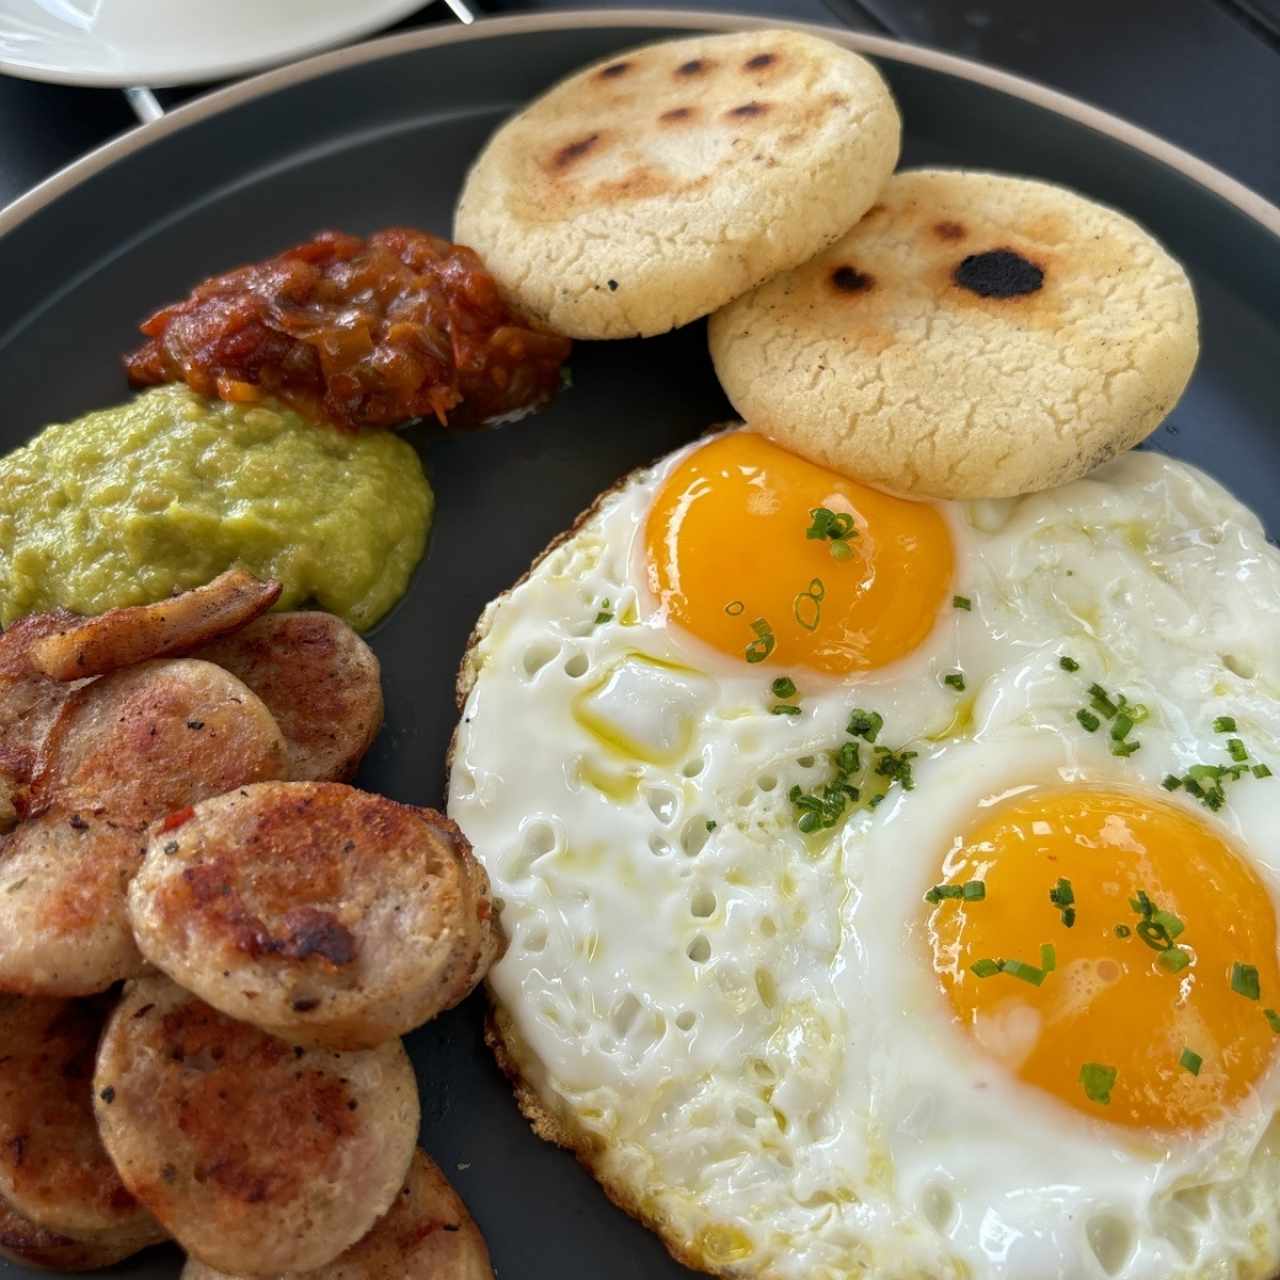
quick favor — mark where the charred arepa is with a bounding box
[455,29,900,339]
[94,976,419,1275]
[179,1149,494,1280]
[710,169,1199,499]
[127,781,499,1049]
[0,996,165,1259]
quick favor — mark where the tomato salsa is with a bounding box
[124,228,571,430]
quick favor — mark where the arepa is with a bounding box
[455,29,900,339]
[709,168,1199,499]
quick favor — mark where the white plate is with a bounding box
[0,0,435,87]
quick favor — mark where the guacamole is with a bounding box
[0,385,432,630]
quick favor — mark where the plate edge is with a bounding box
[0,0,436,88]
[1,7,1277,242]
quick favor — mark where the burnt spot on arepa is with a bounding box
[550,133,602,171]
[831,265,874,294]
[743,52,778,71]
[676,58,713,77]
[727,101,770,120]
[659,106,696,124]
[934,220,966,241]
[953,249,1044,298]
[597,61,631,80]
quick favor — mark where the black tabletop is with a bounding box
[1,0,1277,214]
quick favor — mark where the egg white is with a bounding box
[449,438,1280,1280]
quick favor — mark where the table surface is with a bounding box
[1,0,1277,215]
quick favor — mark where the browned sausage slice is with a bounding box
[27,570,281,682]
[193,613,383,783]
[94,977,418,1275]
[0,660,286,995]
[0,995,165,1254]
[180,1149,494,1279]
[129,781,499,1049]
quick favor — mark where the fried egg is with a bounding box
[449,429,1280,1279]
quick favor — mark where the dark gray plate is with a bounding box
[2,11,1279,1278]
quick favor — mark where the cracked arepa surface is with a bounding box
[454,30,900,339]
[709,169,1199,500]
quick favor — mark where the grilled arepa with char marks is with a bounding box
[709,168,1199,499]
[94,976,418,1276]
[193,613,383,783]
[128,781,499,1049]
[0,996,165,1254]
[455,29,900,339]
[179,1149,494,1280]
[0,1190,155,1272]
[0,659,287,995]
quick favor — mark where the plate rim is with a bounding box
[0,0,436,88]
[1,7,1277,244]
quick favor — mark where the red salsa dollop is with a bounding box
[124,228,571,430]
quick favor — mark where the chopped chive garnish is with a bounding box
[771,677,797,700]
[1162,775,1181,791]
[847,709,883,742]
[1255,764,1273,779]
[805,507,857,560]
[1110,714,1134,742]
[1232,962,1261,1001]
[970,953,1053,985]
[594,600,613,624]
[953,595,972,611]
[1129,891,1192,972]
[1266,1009,1280,1034]
[1214,716,1237,733]
[1228,738,1248,762]
[1049,878,1076,928]
[1080,1063,1117,1105]
[1179,1048,1202,1076]
[705,820,717,831]
[793,578,826,631]
[944,672,966,692]
[745,618,775,664]
[924,880,986,905]
[1114,924,1131,938]
[1088,684,1119,719]
[1111,739,1141,757]
[789,707,919,833]
[770,704,801,716]
[873,745,918,791]
[1059,656,1080,672]
[1002,957,1048,986]
[1076,709,1101,733]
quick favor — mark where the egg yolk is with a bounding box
[929,786,1280,1132]
[644,433,953,676]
